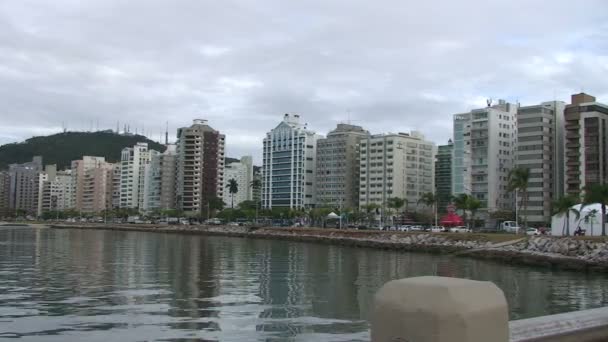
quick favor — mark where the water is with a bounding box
[1,227,608,341]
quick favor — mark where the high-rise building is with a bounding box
[111,164,121,209]
[39,169,75,215]
[176,119,225,216]
[453,100,517,217]
[359,131,435,212]
[142,152,162,212]
[516,101,565,225]
[0,171,10,217]
[435,140,453,214]
[316,123,370,210]
[564,93,608,195]
[8,156,43,216]
[72,156,115,213]
[119,142,159,210]
[252,169,262,205]
[223,156,253,208]
[262,114,320,209]
[159,144,177,210]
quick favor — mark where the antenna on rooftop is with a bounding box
[486,98,493,107]
[165,121,169,145]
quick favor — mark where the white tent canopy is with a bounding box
[327,212,340,219]
[551,203,606,236]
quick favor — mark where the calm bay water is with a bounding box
[1,227,608,341]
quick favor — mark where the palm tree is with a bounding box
[364,203,380,226]
[466,196,482,230]
[387,197,405,225]
[508,167,530,229]
[418,192,437,226]
[250,179,262,223]
[226,179,239,208]
[553,195,580,236]
[452,194,470,225]
[585,209,599,236]
[582,184,608,236]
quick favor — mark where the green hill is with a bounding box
[0,131,167,170]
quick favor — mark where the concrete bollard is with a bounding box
[371,276,509,342]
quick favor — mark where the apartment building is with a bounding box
[0,171,9,217]
[516,101,565,225]
[119,142,159,210]
[8,156,43,216]
[564,93,608,195]
[111,164,121,209]
[72,156,115,213]
[453,100,517,216]
[316,124,370,210]
[38,169,75,215]
[223,156,253,208]
[176,119,225,216]
[435,140,453,214]
[159,144,177,210]
[262,114,320,209]
[359,131,435,212]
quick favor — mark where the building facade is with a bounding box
[564,93,608,195]
[359,131,435,213]
[159,144,177,210]
[8,156,43,216]
[262,114,320,209]
[223,156,253,208]
[453,100,517,216]
[435,140,453,214]
[142,152,162,212]
[72,156,115,213]
[119,142,159,210]
[0,171,10,217]
[516,101,565,225]
[316,124,370,210]
[176,119,225,216]
[38,169,74,215]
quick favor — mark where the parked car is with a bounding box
[449,226,470,233]
[430,226,444,233]
[526,228,540,236]
[409,225,423,231]
[501,221,521,234]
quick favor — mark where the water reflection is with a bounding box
[1,227,607,341]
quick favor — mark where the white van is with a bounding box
[501,221,520,234]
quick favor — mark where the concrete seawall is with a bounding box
[49,224,608,273]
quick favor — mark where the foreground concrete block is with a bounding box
[371,276,509,342]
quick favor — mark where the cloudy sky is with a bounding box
[1,0,607,163]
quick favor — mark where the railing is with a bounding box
[370,276,608,342]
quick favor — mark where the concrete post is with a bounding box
[371,276,509,342]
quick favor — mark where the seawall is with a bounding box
[48,224,608,273]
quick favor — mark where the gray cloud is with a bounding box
[1,0,607,163]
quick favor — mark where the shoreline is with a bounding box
[45,223,608,273]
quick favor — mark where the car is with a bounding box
[409,225,423,231]
[398,225,410,232]
[450,226,470,233]
[430,226,444,233]
[526,228,540,236]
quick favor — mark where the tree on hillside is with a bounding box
[508,167,530,228]
[226,178,239,208]
[553,195,580,236]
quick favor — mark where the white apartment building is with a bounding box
[39,169,75,215]
[142,152,162,212]
[223,156,253,208]
[262,114,320,209]
[119,142,159,210]
[359,131,435,212]
[453,100,517,216]
[516,101,565,225]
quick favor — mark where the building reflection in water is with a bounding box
[2,227,608,341]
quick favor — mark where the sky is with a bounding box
[1,0,607,164]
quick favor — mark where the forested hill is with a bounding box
[0,131,166,170]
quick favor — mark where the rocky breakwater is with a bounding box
[248,228,496,253]
[463,236,608,272]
